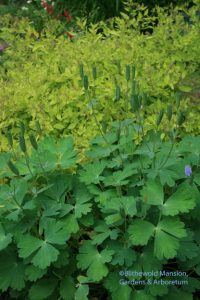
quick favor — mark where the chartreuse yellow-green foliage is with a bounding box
[0,3,200,158]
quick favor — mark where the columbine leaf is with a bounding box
[128,219,155,245]
[0,249,25,292]
[75,284,89,300]
[60,276,76,300]
[104,272,132,300]
[31,242,59,269]
[43,219,70,245]
[141,179,164,205]
[177,230,199,261]
[79,160,107,185]
[18,234,59,269]
[29,279,57,300]
[103,165,137,187]
[44,174,73,202]
[77,241,114,281]
[91,224,119,245]
[0,224,12,251]
[154,217,186,259]
[162,184,196,216]
[107,240,137,267]
[25,265,47,282]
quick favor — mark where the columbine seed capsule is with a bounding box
[167,105,173,121]
[79,63,84,79]
[83,75,89,91]
[115,85,121,101]
[29,134,38,150]
[20,122,25,136]
[7,131,13,147]
[177,111,185,126]
[156,109,164,126]
[126,65,130,81]
[19,134,27,153]
[92,65,97,80]
[8,160,19,176]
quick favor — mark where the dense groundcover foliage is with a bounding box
[0,0,200,299]
[0,117,200,299]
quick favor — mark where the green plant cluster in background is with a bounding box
[0,113,200,299]
[0,3,200,158]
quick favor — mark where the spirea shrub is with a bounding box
[0,4,200,154]
[0,116,200,299]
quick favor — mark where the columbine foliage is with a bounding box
[0,118,200,299]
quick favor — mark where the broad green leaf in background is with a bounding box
[162,184,196,216]
[0,249,25,292]
[0,224,12,251]
[141,180,164,205]
[128,219,155,245]
[104,272,132,300]
[75,284,89,300]
[60,276,76,300]
[135,242,164,275]
[107,240,137,267]
[77,241,114,281]
[25,265,47,282]
[29,278,58,300]
[154,217,187,259]
[176,230,199,261]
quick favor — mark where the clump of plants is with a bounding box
[0,91,200,299]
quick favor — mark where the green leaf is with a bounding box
[43,219,70,245]
[177,230,199,261]
[135,242,163,276]
[25,265,47,282]
[60,276,76,300]
[103,165,137,187]
[79,160,107,185]
[154,217,186,259]
[29,279,57,300]
[18,234,59,269]
[0,224,12,251]
[32,242,59,269]
[162,184,196,216]
[44,174,73,202]
[141,180,164,205]
[105,213,122,225]
[0,249,25,292]
[75,284,89,300]
[104,272,132,300]
[128,219,155,245]
[92,224,119,245]
[107,240,137,267]
[77,241,114,281]
[149,284,168,296]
